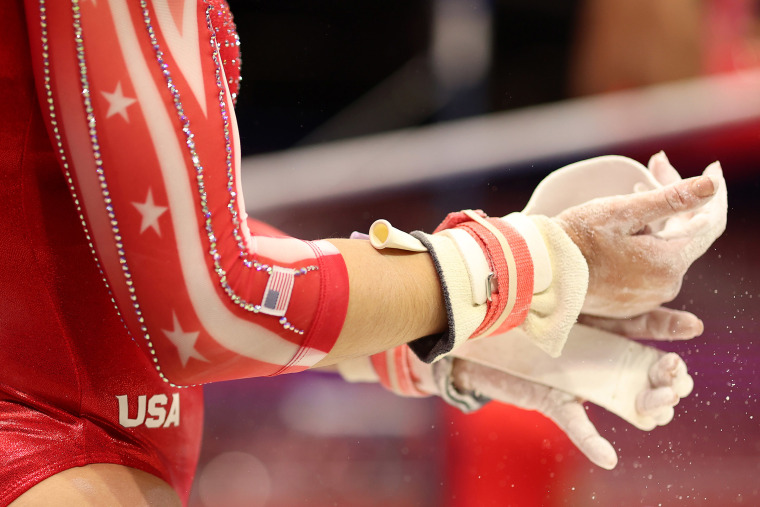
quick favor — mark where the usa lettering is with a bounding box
[116,393,180,428]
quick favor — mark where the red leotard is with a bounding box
[0,0,350,504]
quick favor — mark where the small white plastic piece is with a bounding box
[369,219,428,252]
[454,324,693,431]
[501,213,552,294]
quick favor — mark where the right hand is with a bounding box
[578,306,703,340]
[554,168,723,318]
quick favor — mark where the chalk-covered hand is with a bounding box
[555,171,721,318]
[397,353,620,469]
[574,154,728,339]
[347,347,616,469]
[450,359,619,470]
[646,152,728,264]
[454,352,691,469]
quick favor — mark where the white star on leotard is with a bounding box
[101,81,136,122]
[162,312,208,368]
[132,188,168,236]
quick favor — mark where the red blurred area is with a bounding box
[442,404,585,507]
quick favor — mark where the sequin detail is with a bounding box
[204,5,317,333]
[64,0,179,386]
[205,0,241,103]
[141,1,315,336]
[37,0,113,312]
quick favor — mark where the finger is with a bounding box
[702,161,728,231]
[471,367,618,469]
[636,386,678,416]
[656,212,709,240]
[649,353,680,387]
[635,389,676,427]
[542,395,619,470]
[647,151,682,186]
[645,308,703,339]
[625,175,719,229]
[652,405,676,426]
[672,364,695,398]
[579,308,703,340]
[649,353,694,397]
[660,161,724,212]
[703,160,724,181]
[657,162,727,261]
[656,164,725,240]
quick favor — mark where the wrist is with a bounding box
[408,209,535,362]
[515,215,589,357]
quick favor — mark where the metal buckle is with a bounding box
[486,272,494,302]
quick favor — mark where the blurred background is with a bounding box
[189,0,760,505]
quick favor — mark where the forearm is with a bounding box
[29,0,354,384]
[316,238,447,366]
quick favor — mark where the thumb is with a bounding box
[623,174,719,231]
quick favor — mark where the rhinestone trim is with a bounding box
[37,0,119,320]
[67,0,184,384]
[142,1,316,335]
[207,0,241,102]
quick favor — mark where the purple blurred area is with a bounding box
[189,1,760,505]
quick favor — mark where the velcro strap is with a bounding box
[434,209,488,233]
[437,210,533,339]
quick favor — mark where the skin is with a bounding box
[316,239,447,366]
[317,173,718,366]
[10,464,180,507]
[555,174,718,318]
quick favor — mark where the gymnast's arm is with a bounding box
[25,0,719,387]
[25,0,445,386]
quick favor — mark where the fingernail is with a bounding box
[695,318,704,337]
[709,172,721,190]
[673,315,704,338]
[693,175,716,198]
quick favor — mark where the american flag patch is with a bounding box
[259,266,296,317]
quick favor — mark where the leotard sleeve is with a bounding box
[23,0,350,386]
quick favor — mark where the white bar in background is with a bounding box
[242,70,760,212]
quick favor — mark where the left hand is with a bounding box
[449,342,693,471]
[451,359,619,470]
